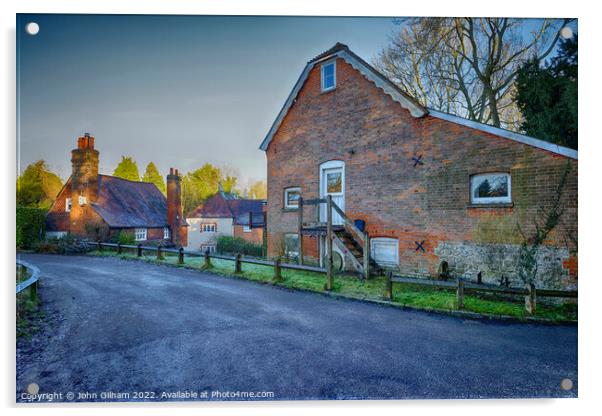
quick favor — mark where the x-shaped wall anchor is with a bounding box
[412,155,424,167]
[415,240,426,252]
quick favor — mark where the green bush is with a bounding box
[217,235,263,257]
[34,234,91,255]
[116,230,136,245]
[16,206,46,249]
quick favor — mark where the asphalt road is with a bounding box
[16,253,578,402]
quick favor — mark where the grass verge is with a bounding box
[87,249,577,322]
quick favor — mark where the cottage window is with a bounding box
[134,228,147,241]
[370,237,399,267]
[201,244,216,254]
[321,60,336,92]
[78,195,87,205]
[163,227,170,239]
[470,173,512,204]
[284,187,301,209]
[65,198,72,212]
[284,233,300,259]
[201,223,217,233]
[243,225,252,233]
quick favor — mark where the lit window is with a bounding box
[243,225,251,233]
[370,238,399,267]
[201,244,216,254]
[135,228,147,241]
[284,233,299,259]
[284,187,301,209]
[65,198,72,212]
[321,60,336,92]
[163,227,170,239]
[470,173,512,204]
[78,195,87,205]
[201,223,217,233]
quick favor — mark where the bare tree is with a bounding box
[374,18,573,130]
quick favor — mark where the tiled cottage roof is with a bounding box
[91,175,170,228]
[187,191,265,222]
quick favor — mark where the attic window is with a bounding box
[321,60,336,92]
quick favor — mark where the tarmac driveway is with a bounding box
[16,253,578,402]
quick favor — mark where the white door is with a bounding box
[319,161,345,225]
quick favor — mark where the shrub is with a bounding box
[16,206,46,249]
[34,234,91,255]
[217,236,263,257]
[116,230,136,245]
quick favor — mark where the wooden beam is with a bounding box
[363,232,370,280]
[325,195,333,291]
[298,197,304,265]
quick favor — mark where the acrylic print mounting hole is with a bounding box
[25,22,39,36]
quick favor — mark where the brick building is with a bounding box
[186,186,265,252]
[46,134,188,246]
[260,43,577,289]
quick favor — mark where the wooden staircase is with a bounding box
[333,229,383,277]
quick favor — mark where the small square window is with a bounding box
[243,225,251,233]
[470,173,512,204]
[135,228,147,241]
[65,198,72,212]
[78,195,87,206]
[321,61,336,92]
[284,187,301,209]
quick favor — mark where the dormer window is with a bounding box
[321,60,336,92]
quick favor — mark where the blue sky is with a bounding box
[16,14,576,185]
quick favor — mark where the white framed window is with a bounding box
[284,233,299,259]
[321,60,336,92]
[201,244,216,254]
[65,198,72,212]
[370,237,399,267]
[134,228,147,241]
[243,225,251,233]
[163,227,170,239]
[470,173,512,204]
[201,223,217,233]
[78,195,87,205]
[284,187,301,209]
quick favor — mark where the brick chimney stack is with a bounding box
[70,133,99,235]
[167,167,186,246]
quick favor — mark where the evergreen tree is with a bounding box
[515,35,577,149]
[113,156,140,181]
[16,160,63,209]
[142,162,166,194]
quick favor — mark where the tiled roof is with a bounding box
[91,175,169,228]
[187,191,265,222]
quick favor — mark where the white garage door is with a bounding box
[370,238,399,267]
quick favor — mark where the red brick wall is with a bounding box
[233,225,264,245]
[266,58,577,284]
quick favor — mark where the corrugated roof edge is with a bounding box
[428,110,577,160]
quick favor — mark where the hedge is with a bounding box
[216,235,263,257]
[16,206,46,249]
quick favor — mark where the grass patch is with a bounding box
[87,250,577,322]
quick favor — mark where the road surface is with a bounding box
[16,253,578,401]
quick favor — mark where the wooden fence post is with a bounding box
[456,278,464,310]
[204,250,211,268]
[525,283,536,314]
[363,232,370,280]
[385,271,393,300]
[97,240,102,251]
[157,245,163,260]
[178,247,184,264]
[235,253,242,273]
[298,197,304,265]
[117,242,122,254]
[273,257,282,282]
[137,243,142,257]
[325,195,334,291]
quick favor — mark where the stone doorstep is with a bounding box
[88,252,577,326]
